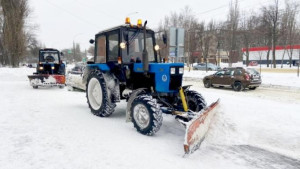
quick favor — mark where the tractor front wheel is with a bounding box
[86,71,115,117]
[186,90,207,112]
[131,95,163,136]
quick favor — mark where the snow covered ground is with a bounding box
[1,67,300,169]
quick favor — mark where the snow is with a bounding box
[1,67,300,169]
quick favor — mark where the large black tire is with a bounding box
[233,82,243,91]
[131,95,163,136]
[86,71,115,117]
[204,79,211,88]
[186,90,207,112]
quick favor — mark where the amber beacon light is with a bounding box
[125,17,131,24]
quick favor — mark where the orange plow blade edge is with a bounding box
[28,74,65,86]
[183,99,220,154]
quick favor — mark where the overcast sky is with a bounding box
[29,0,285,50]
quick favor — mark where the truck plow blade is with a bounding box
[183,99,220,154]
[28,74,65,86]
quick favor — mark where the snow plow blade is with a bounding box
[28,74,65,87]
[183,99,220,154]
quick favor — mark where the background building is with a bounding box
[242,45,300,65]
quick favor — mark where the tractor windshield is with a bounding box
[39,51,60,64]
[122,30,156,63]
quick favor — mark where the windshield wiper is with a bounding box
[127,29,141,45]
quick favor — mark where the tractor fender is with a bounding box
[126,88,147,122]
[102,73,120,103]
[82,64,110,86]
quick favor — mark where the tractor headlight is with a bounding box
[120,42,126,49]
[179,67,184,74]
[39,66,44,70]
[51,66,55,70]
[170,67,176,74]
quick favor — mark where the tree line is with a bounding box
[0,0,88,67]
[157,0,300,68]
[0,0,41,67]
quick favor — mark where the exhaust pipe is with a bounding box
[142,21,149,74]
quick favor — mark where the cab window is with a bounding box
[96,35,106,63]
[108,32,119,62]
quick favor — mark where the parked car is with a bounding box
[66,62,86,91]
[193,63,221,71]
[248,61,258,66]
[203,67,261,91]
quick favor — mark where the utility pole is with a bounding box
[297,49,299,77]
[187,30,190,72]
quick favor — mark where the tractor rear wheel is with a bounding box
[86,71,115,117]
[131,95,163,136]
[186,90,207,112]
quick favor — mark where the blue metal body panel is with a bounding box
[133,63,184,93]
[86,64,110,72]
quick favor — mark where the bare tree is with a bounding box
[224,0,239,67]
[240,12,259,66]
[284,0,299,67]
[0,0,29,67]
[262,0,280,68]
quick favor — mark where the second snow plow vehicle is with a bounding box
[83,18,220,154]
[28,48,66,89]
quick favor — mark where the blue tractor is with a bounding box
[83,18,219,154]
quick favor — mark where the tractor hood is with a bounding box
[133,63,184,93]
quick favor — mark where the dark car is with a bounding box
[203,67,261,91]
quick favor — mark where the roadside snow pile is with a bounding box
[183,70,215,79]
[261,73,300,88]
[0,67,35,82]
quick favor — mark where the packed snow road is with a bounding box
[0,68,300,169]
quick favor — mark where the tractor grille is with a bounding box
[169,75,182,90]
[43,64,52,73]
[169,66,183,90]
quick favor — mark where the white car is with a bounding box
[66,63,86,91]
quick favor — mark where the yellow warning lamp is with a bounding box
[137,19,142,27]
[125,17,131,24]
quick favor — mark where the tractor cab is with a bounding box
[37,48,65,75]
[85,18,184,95]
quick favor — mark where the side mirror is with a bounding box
[89,39,95,44]
[60,52,64,56]
[162,34,167,45]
